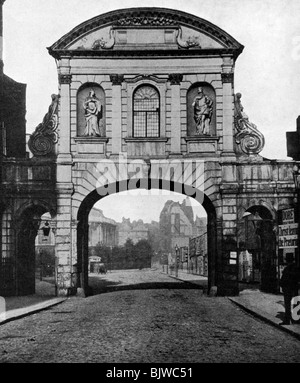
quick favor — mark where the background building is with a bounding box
[189,231,208,277]
[117,218,149,246]
[89,208,118,248]
[159,197,206,271]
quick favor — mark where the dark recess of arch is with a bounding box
[76,179,217,295]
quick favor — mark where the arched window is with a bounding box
[133,85,160,137]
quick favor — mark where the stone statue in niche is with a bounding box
[83,89,103,136]
[192,87,213,135]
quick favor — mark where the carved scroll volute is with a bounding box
[28,94,60,156]
[176,27,201,49]
[92,28,115,50]
[234,93,265,155]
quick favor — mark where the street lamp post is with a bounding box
[109,246,113,273]
[175,244,179,278]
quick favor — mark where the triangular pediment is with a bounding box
[48,7,243,58]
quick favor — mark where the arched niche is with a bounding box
[77,83,106,137]
[187,83,216,136]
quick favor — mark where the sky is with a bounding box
[3,0,300,161]
[93,190,206,223]
[3,0,300,222]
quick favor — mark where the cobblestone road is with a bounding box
[0,270,299,363]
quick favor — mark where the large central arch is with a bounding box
[77,179,217,296]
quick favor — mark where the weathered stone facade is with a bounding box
[1,7,299,297]
[117,218,149,246]
[89,208,117,248]
[159,198,196,254]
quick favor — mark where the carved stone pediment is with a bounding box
[48,8,244,58]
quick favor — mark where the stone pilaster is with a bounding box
[57,59,72,183]
[58,63,72,158]
[55,58,74,296]
[221,77,234,156]
[110,74,123,155]
[55,185,74,296]
[221,56,235,157]
[168,74,182,155]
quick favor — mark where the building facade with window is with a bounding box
[89,208,118,248]
[189,231,208,276]
[159,198,197,256]
[117,218,149,246]
[47,7,245,294]
[47,7,244,161]
[15,6,296,297]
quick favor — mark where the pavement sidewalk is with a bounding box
[0,297,66,325]
[165,269,300,340]
[0,279,66,326]
[163,269,208,289]
[229,290,300,339]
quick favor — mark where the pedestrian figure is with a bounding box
[279,254,300,325]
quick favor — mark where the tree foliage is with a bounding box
[92,238,153,270]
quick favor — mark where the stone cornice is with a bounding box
[124,137,169,142]
[49,47,239,60]
[74,137,109,143]
[48,7,244,57]
[184,136,220,142]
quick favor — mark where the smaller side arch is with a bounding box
[13,201,56,296]
[14,199,56,223]
[239,203,277,293]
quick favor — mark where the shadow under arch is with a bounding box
[76,179,217,296]
[14,202,56,296]
[244,204,277,293]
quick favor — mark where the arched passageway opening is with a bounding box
[77,180,217,296]
[239,205,277,293]
[14,205,56,296]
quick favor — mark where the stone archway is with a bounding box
[14,203,56,296]
[76,179,218,296]
[240,205,277,293]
